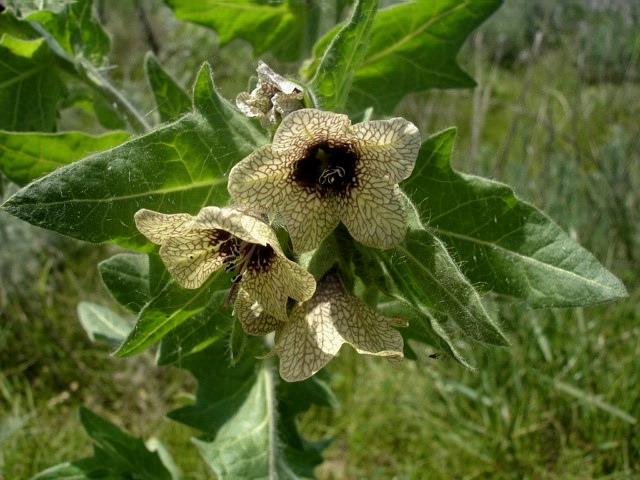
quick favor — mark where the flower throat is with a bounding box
[292,142,358,197]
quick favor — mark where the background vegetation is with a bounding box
[1,0,638,478]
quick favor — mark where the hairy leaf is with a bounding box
[34,407,178,479]
[308,0,378,112]
[145,52,191,123]
[170,339,327,479]
[0,36,65,131]
[406,128,628,307]
[305,0,501,114]
[78,407,176,479]
[2,63,267,248]
[156,292,234,366]
[77,301,132,344]
[374,221,509,347]
[377,299,475,369]
[114,272,228,357]
[165,0,307,62]
[27,0,110,65]
[0,130,129,185]
[98,253,150,313]
[1,5,148,133]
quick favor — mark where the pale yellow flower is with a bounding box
[237,273,405,382]
[134,206,315,322]
[236,60,304,129]
[228,108,421,253]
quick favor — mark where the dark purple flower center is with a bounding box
[207,229,276,306]
[290,141,359,198]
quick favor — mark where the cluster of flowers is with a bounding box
[135,63,421,381]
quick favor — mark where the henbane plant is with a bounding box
[0,0,627,478]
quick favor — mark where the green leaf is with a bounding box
[92,92,128,130]
[157,292,234,366]
[149,252,172,296]
[168,338,263,434]
[145,52,191,123]
[27,0,110,65]
[378,299,475,369]
[77,301,132,344]
[7,1,77,16]
[1,6,149,133]
[0,130,129,185]
[78,407,176,480]
[32,461,99,480]
[114,272,228,357]
[406,128,628,307]
[306,0,501,115]
[374,221,509,347]
[1,63,267,248]
[170,339,327,479]
[34,407,178,479]
[164,0,307,62]
[0,36,65,131]
[98,253,150,313]
[308,0,378,112]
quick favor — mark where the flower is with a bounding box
[236,60,304,129]
[236,273,405,382]
[228,108,421,253]
[134,206,316,321]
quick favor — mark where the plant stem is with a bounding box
[28,20,151,134]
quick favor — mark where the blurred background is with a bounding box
[1,0,638,478]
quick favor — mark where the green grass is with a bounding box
[1,0,639,478]
[307,295,640,479]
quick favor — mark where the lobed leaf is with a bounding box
[406,128,628,307]
[34,407,178,479]
[0,35,65,131]
[0,130,129,185]
[113,272,228,357]
[26,0,110,66]
[170,339,327,479]
[164,0,307,62]
[1,4,148,133]
[78,407,176,479]
[308,0,378,112]
[374,221,509,347]
[305,0,502,115]
[145,52,191,123]
[156,291,234,365]
[1,63,267,249]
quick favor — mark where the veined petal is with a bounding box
[276,297,343,382]
[275,274,403,382]
[279,193,341,254]
[228,145,290,212]
[340,180,407,249]
[352,118,421,183]
[271,109,351,156]
[234,288,282,336]
[241,255,314,321]
[134,209,195,244]
[328,283,404,360]
[280,256,317,302]
[159,233,224,288]
[194,205,277,248]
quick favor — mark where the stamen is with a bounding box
[223,282,240,308]
[318,166,346,185]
